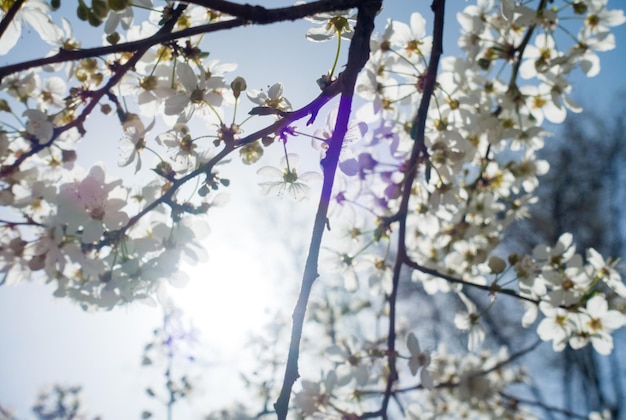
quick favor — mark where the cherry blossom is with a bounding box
[406,332,434,389]
[582,0,626,35]
[56,165,129,244]
[454,292,486,352]
[118,114,155,172]
[164,61,232,124]
[256,154,321,200]
[0,0,62,55]
[586,248,626,297]
[575,295,626,354]
[313,105,366,176]
[326,336,370,386]
[294,371,336,416]
[23,109,54,144]
[246,83,292,112]
[304,9,356,42]
[389,12,433,60]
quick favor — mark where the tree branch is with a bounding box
[403,257,542,305]
[273,1,381,418]
[0,17,244,81]
[377,0,447,417]
[0,0,368,80]
[0,0,25,43]
[183,0,363,23]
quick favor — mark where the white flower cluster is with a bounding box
[412,345,531,419]
[320,0,626,352]
[515,233,626,355]
[290,0,626,417]
[0,3,227,309]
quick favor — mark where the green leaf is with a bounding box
[249,106,279,116]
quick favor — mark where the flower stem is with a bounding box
[328,29,342,79]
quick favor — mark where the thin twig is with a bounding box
[500,392,589,419]
[403,257,541,305]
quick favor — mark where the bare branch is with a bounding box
[378,0,447,416]
[183,0,363,23]
[0,0,368,80]
[403,257,542,305]
[0,0,25,43]
[273,1,382,417]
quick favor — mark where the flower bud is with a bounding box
[62,150,78,163]
[231,77,247,99]
[488,256,506,274]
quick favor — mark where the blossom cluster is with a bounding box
[287,0,626,417]
[0,2,233,308]
[310,0,625,347]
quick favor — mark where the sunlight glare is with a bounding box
[168,230,282,353]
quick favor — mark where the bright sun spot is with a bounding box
[160,195,306,412]
[166,195,298,358]
[169,241,278,351]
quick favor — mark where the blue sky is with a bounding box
[1,1,626,418]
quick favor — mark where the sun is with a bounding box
[164,181,316,360]
[170,249,274,351]
[157,196,309,412]
[167,220,288,353]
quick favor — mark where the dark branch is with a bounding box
[0,0,25,43]
[403,258,541,305]
[376,0,447,417]
[0,0,369,80]
[0,17,245,80]
[273,1,382,418]
[183,0,363,23]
